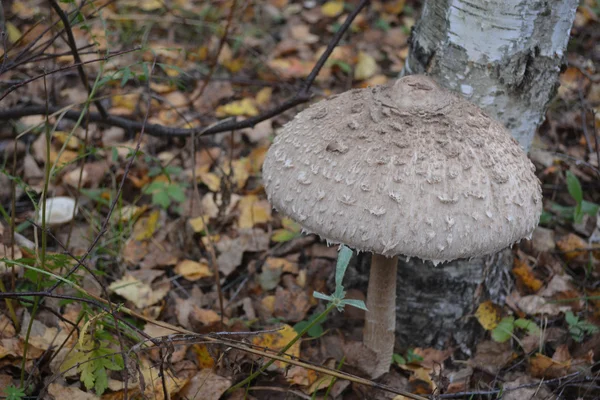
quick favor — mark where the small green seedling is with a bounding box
[4,385,26,400]
[313,246,368,312]
[393,349,423,365]
[491,317,540,343]
[565,311,599,342]
[143,180,186,209]
[543,171,599,225]
[271,217,302,243]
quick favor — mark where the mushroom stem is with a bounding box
[364,254,398,378]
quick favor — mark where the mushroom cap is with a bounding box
[37,196,77,226]
[262,75,542,264]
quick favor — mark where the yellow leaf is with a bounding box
[255,87,273,106]
[175,259,213,281]
[251,324,300,369]
[134,209,160,241]
[139,0,163,11]
[354,51,378,81]
[383,0,406,14]
[475,300,501,330]
[512,259,543,292]
[192,344,215,368]
[115,204,147,223]
[5,22,22,43]
[111,93,139,111]
[109,275,170,309]
[223,57,245,73]
[223,158,250,189]
[265,257,298,274]
[49,149,78,167]
[199,171,221,192]
[188,215,210,233]
[261,295,276,314]
[215,98,259,117]
[238,195,271,229]
[321,1,345,17]
[53,131,81,150]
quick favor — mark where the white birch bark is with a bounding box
[383,0,578,352]
[404,0,578,151]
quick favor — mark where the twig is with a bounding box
[47,0,108,118]
[0,47,140,102]
[0,0,371,139]
[190,0,238,103]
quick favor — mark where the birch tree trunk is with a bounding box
[382,0,578,353]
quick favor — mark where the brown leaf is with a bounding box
[273,286,311,323]
[48,383,99,400]
[179,369,231,400]
[469,341,516,375]
[512,258,543,293]
[529,352,570,378]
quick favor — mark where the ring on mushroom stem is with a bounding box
[262,74,542,378]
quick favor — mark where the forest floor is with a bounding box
[0,0,599,399]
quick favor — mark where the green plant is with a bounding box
[228,246,366,393]
[4,385,26,400]
[392,348,423,365]
[491,317,540,343]
[61,314,124,395]
[565,311,599,342]
[271,217,302,243]
[143,179,186,209]
[542,171,599,225]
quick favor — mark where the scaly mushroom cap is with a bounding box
[262,75,542,264]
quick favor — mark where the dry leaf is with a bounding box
[255,87,273,106]
[179,369,231,400]
[321,0,344,17]
[215,98,259,117]
[475,300,501,330]
[517,295,571,316]
[48,383,99,400]
[192,344,215,368]
[512,258,543,293]
[133,209,161,241]
[354,51,378,81]
[175,259,213,281]
[109,274,170,309]
[251,324,300,369]
[238,195,272,228]
[556,233,590,261]
[529,353,570,378]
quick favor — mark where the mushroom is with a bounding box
[262,75,542,377]
[37,196,77,226]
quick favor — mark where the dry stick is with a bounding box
[47,0,108,118]
[0,0,371,139]
[0,287,426,399]
[190,0,238,103]
[0,47,140,102]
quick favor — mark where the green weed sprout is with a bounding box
[228,245,365,393]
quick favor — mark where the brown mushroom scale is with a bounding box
[262,75,542,377]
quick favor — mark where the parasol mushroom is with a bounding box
[262,75,542,378]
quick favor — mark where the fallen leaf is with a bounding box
[469,341,516,375]
[215,228,270,275]
[19,310,73,351]
[475,300,501,330]
[517,295,571,316]
[215,98,259,117]
[47,383,99,400]
[512,258,543,293]
[191,307,221,326]
[192,344,215,369]
[255,87,273,106]
[556,233,590,261]
[321,0,344,17]
[273,286,311,322]
[133,209,161,241]
[251,324,300,369]
[175,259,213,281]
[238,195,272,228]
[354,51,378,81]
[109,274,170,309]
[529,353,570,378]
[179,369,231,400]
